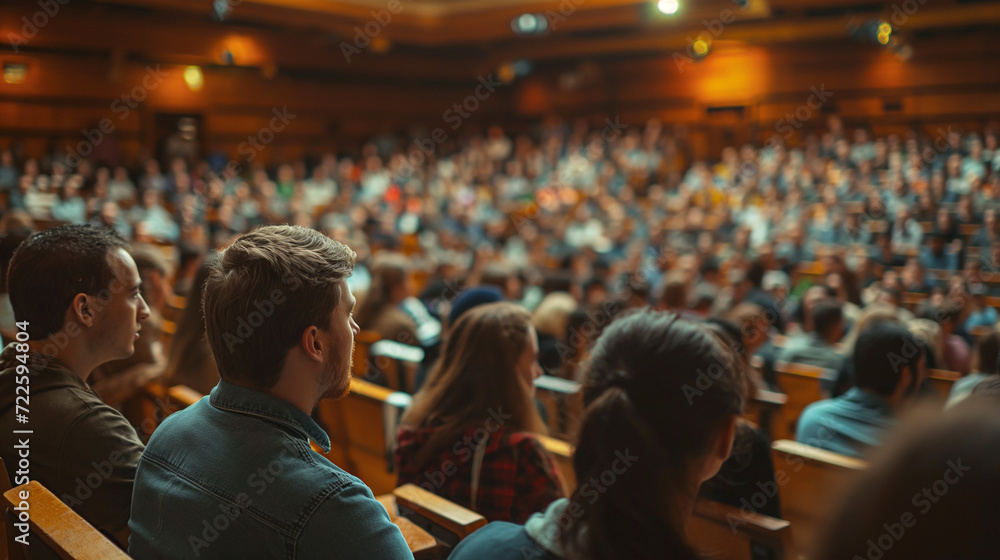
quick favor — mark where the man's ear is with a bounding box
[71,293,94,327]
[300,326,323,363]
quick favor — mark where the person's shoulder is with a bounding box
[798,395,841,426]
[451,522,556,560]
[501,430,548,454]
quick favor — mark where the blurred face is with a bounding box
[320,281,360,400]
[516,325,543,392]
[91,249,151,360]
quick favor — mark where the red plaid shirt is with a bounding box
[394,425,564,524]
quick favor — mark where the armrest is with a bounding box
[393,483,486,541]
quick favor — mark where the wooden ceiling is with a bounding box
[2,0,1000,85]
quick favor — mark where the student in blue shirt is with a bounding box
[796,322,924,459]
[128,225,411,560]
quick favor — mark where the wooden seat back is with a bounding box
[771,439,866,556]
[367,340,424,393]
[773,361,833,441]
[167,384,203,409]
[374,494,438,560]
[353,330,383,379]
[1,481,130,560]
[745,389,787,440]
[688,499,796,560]
[393,483,486,555]
[927,369,961,399]
[533,375,583,440]
[315,378,411,495]
[535,434,576,496]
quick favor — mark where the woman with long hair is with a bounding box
[353,252,418,344]
[163,253,220,395]
[394,302,563,523]
[450,310,746,559]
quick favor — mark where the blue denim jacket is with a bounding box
[128,381,412,559]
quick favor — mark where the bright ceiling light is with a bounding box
[184,66,204,91]
[657,0,679,15]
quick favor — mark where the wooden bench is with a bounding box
[772,361,835,442]
[162,294,187,323]
[167,384,203,409]
[771,439,866,556]
[745,388,788,440]
[1,481,130,560]
[927,369,961,400]
[534,375,583,440]
[314,378,411,495]
[375,494,438,560]
[367,339,424,393]
[353,330,383,379]
[688,499,796,560]
[535,434,576,496]
[393,483,487,556]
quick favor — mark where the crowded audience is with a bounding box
[2,113,1000,559]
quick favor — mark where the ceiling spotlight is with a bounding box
[657,0,679,15]
[877,21,892,45]
[848,18,895,47]
[691,37,711,59]
[184,66,204,91]
[511,13,548,35]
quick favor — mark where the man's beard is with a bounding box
[319,344,353,400]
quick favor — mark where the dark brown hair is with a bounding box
[203,225,355,388]
[562,310,746,560]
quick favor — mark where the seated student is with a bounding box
[449,310,744,560]
[395,302,563,524]
[777,299,845,371]
[128,226,410,559]
[796,322,923,459]
[0,225,150,549]
[815,398,1000,560]
[355,252,419,345]
[162,253,220,395]
[947,331,1000,407]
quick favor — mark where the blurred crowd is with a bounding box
[2,116,999,347]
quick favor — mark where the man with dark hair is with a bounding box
[128,225,410,559]
[0,224,150,549]
[796,322,923,458]
[778,299,845,370]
